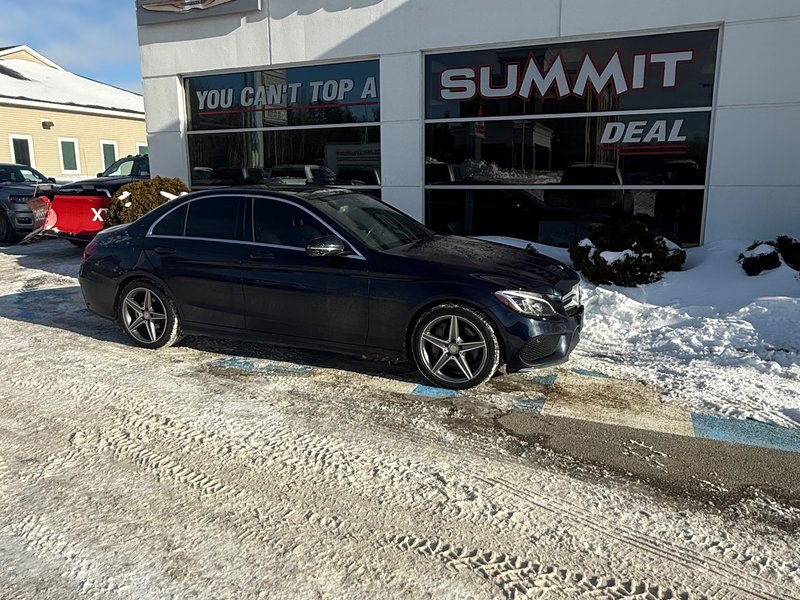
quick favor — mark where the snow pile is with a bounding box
[482,236,800,428]
[742,243,777,258]
[460,159,562,184]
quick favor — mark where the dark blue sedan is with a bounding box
[79,187,583,389]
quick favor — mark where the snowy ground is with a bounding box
[483,237,800,429]
[1,239,800,599]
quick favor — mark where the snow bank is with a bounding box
[481,236,800,428]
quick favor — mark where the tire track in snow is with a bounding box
[83,411,707,599]
[381,533,717,599]
[2,246,799,598]
[484,475,797,600]
[102,405,794,598]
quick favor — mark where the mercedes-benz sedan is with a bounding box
[79,187,583,389]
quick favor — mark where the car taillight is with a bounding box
[83,238,99,261]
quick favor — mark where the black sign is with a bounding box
[186,61,380,131]
[426,30,718,119]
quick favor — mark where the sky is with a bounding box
[1,0,143,94]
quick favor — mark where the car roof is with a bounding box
[186,185,359,203]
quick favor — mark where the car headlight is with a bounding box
[494,290,557,317]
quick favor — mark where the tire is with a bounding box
[117,280,181,349]
[411,303,500,390]
[0,211,17,245]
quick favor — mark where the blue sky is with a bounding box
[1,0,142,94]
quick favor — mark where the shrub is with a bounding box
[568,219,686,286]
[105,176,190,227]
[737,236,799,276]
[775,235,800,271]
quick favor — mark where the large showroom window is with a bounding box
[425,29,718,246]
[185,60,381,194]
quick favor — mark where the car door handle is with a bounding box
[249,252,275,261]
[154,246,176,255]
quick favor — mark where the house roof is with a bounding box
[0,48,143,117]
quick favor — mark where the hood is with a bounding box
[57,176,138,195]
[393,235,577,294]
[0,181,58,197]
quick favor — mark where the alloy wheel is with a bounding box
[121,287,169,344]
[417,314,489,386]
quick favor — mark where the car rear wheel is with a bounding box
[117,281,180,349]
[412,303,500,389]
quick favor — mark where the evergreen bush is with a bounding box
[738,236,799,276]
[568,219,686,286]
[105,177,190,227]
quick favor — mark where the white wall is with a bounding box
[138,0,800,242]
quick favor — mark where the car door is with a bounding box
[241,196,370,347]
[145,194,247,331]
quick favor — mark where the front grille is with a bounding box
[561,283,582,316]
[8,195,32,204]
[520,335,560,364]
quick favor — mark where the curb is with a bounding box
[412,369,800,454]
[215,357,800,454]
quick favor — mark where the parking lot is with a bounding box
[2,240,800,599]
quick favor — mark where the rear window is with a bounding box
[152,204,187,236]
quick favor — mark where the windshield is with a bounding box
[0,165,49,184]
[102,156,149,177]
[310,193,431,250]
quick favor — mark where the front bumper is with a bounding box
[489,303,583,373]
[4,204,35,233]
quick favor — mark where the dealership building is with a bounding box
[136,0,800,246]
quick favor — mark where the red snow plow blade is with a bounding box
[21,192,111,244]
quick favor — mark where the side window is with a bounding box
[185,196,243,240]
[133,157,150,177]
[152,204,188,236]
[104,158,132,177]
[253,198,328,248]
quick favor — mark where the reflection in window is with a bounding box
[252,199,327,248]
[152,204,187,237]
[425,113,709,186]
[185,197,242,240]
[426,188,703,247]
[188,127,381,188]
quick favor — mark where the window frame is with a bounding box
[422,27,721,247]
[100,140,119,171]
[249,196,352,252]
[9,134,35,167]
[58,137,82,175]
[147,194,245,243]
[136,143,148,156]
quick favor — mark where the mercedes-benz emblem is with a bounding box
[142,0,235,12]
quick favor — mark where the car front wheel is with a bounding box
[117,281,180,349]
[0,212,17,245]
[412,303,500,389]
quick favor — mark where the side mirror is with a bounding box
[48,177,57,184]
[96,172,103,177]
[306,235,349,257]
